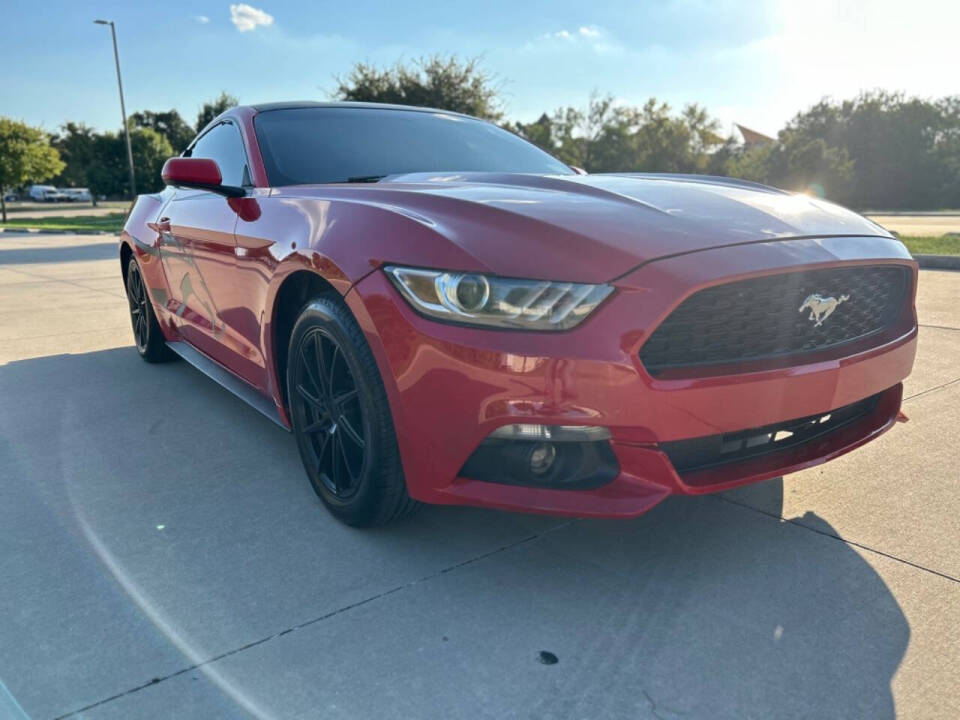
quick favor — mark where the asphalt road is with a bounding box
[1,233,958,719]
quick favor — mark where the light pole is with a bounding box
[94,19,136,199]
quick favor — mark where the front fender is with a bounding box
[242,193,490,419]
[121,191,177,340]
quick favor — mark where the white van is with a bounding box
[29,185,61,202]
[62,188,92,202]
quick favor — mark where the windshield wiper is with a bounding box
[345,174,387,183]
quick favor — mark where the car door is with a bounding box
[159,120,251,374]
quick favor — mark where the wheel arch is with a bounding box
[256,197,461,425]
[119,239,134,289]
[267,267,345,418]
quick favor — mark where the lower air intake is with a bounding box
[660,392,881,475]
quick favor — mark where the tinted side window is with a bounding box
[188,122,248,187]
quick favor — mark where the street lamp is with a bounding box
[94,19,137,199]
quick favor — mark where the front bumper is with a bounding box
[347,235,917,518]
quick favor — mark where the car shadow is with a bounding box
[0,347,909,719]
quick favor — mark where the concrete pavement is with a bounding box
[0,233,958,719]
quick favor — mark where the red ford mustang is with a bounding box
[120,101,917,526]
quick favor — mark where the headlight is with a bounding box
[384,266,613,330]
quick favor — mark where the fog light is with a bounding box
[460,436,619,490]
[528,442,557,474]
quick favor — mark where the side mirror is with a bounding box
[160,157,244,197]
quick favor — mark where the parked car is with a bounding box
[61,188,92,202]
[2,191,18,202]
[29,185,61,202]
[120,102,917,527]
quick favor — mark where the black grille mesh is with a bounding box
[640,266,910,374]
[661,393,880,475]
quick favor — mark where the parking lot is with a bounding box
[868,214,960,238]
[0,232,958,719]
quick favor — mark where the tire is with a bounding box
[125,257,176,363]
[287,296,420,527]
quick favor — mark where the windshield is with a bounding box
[253,107,573,185]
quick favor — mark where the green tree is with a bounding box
[763,132,854,198]
[0,117,65,222]
[936,96,960,207]
[725,143,772,184]
[334,55,502,121]
[513,95,638,170]
[513,95,729,174]
[130,127,174,194]
[557,96,636,171]
[196,92,238,132]
[86,127,173,198]
[745,91,960,208]
[129,109,195,154]
[508,113,556,154]
[53,122,100,203]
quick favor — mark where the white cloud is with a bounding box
[542,25,609,47]
[230,4,274,32]
[194,15,210,24]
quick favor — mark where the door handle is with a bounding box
[157,217,171,232]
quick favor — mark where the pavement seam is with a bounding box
[904,376,960,402]
[714,494,960,584]
[53,519,577,720]
[918,323,960,332]
[0,326,131,343]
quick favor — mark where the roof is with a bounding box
[249,101,473,119]
[735,124,775,146]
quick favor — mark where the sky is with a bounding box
[2,0,958,138]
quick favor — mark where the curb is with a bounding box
[0,228,118,236]
[913,254,960,270]
[864,211,960,217]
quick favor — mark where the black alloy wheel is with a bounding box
[293,327,367,499]
[125,258,176,363]
[287,297,420,526]
[127,262,149,351]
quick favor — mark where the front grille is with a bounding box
[661,393,880,475]
[640,265,911,374]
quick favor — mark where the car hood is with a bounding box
[287,172,891,283]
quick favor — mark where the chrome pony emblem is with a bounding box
[799,293,850,327]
